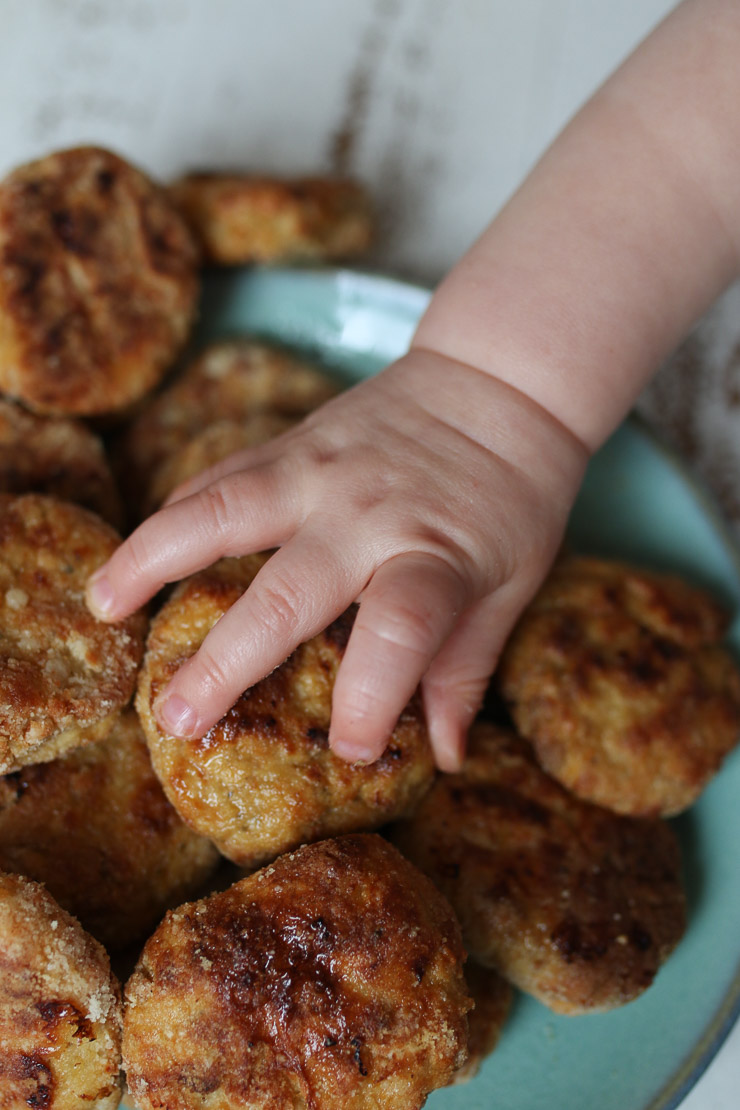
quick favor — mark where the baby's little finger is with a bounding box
[421,585,532,771]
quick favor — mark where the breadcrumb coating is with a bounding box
[136,554,435,867]
[169,173,372,264]
[0,146,199,416]
[391,721,687,1015]
[0,494,146,773]
[0,870,122,1110]
[497,555,740,815]
[0,399,123,527]
[123,834,470,1110]
[0,708,219,950]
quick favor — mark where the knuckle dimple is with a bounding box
[189,644,232,699]
[253,576,303,638]
[200,481,236,537]
[125,528,158,580]
[370,602,438,658]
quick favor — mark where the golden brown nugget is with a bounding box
[137,555,434,867]
[0,870,122,1110]
[390,722,686,1015]
[0,708,220,950]
[0,146,199,416]
[0,494,146,773]
[449,962,513,1086]
[123,834,470,1110]
[169,172,373,264]
[0,399,123,527]
[117,339,338,511]
[497,555,740,816]
[145,412,294,515]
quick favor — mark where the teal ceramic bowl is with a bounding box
[182,267,740,1110]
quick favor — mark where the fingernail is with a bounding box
[86,572,115,618]
[156,694,198,737]
[330,739,378,766]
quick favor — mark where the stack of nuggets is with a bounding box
[0,141,738,1107]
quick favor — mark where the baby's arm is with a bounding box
[88,0,740,770]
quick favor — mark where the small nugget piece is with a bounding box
[0,146,199,416]
[497,555,740,816]
[0,398,123,527]
[123,834,470,1110]
[144,413,294,515]
[391,721,686,1015]
[0,708,220,950]
[169,172,372,264]
[0,494,146,773]
[117,339,338,511]
[0,870,122,1110]
[136,555,435,867]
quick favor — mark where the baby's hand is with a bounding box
[87,349,587,770]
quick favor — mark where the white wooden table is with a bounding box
[1,2,738,1105]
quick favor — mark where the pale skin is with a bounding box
[88,0,740,771]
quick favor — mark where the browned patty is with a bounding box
[0,708,220,950]
[0,146,199,416]
[449,962,513,1086]
[168,173,373,264]
[116,339,338,513]
[136,554,435,867]
[0,494,146,773]
[123,834,470,1110]
[144,413,295,516]
[0,398,123,527]
[497,555,740,816]
[0,870,122,1110]
[390,721,686,1015]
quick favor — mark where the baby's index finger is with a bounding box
[85,463,303,622]
[86,566,119,622]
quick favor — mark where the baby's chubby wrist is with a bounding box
[390,345,590,518]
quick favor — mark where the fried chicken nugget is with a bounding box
[0,708,220,950]
[0,494,146,773]
[0,398,123,527]
[497,555,740,816]
[136,554,435,867]
[169,172,372,265]
[0,146,199,416]
[390,721,686,1015]
[144,413,294,516]
[117,339,338,513]
[0,870,122,1110]
[123,835,470,1110]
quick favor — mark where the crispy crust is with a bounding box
[0,708,219,950]
[497,556,740,816]
[136,554,435,867]
[123,834,470,1110]
[117,340,338,513]
[449,962,512,1086]
[0,146,199,416]
[0,870,122,1110]
[390,721,687,1015]
[0,399,123,527]
[145,413,294,515]
[0,494,146,773]
[169,173,373,264]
